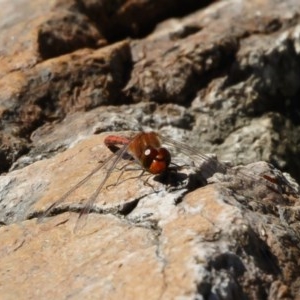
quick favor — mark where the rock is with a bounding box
[0,0,300,299]
[1,131,300,299]
[0,0,299,178]
[0,41,131,172]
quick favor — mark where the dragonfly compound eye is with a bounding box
[144,147,171,174]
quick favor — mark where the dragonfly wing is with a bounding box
[161,134,298,195]
[37,149,118,223]
[161,135,228,178]
[74,143,131,231]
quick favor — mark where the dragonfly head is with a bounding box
[143,147,171,174]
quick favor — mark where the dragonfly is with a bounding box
[37,131,298,229]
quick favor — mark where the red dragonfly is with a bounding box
[38,131,296,228]
[39,132,175,224]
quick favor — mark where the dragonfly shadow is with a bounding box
[153,165,209,192]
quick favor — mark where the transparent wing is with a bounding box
[160,133,290,193]
[74,143,130,231]
[161,134,227,176]
[38,144,129,225]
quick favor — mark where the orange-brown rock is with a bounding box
[1,132,300,299]
[0,0,300,299]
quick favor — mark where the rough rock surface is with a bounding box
[0,0,300,299]
[1,132,300,299]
